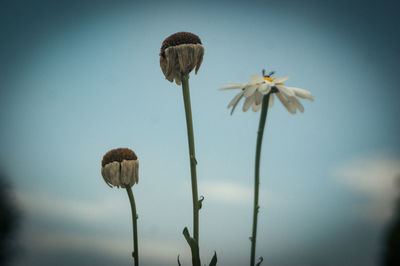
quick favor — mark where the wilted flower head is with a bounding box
[160,32,204,85]
[101,148,139,188]
[219,74,314,114]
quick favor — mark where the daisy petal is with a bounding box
[121,160,134,187]
[276,85,295,97]
[290,96,304,113]
[285,86,314,101]
[249,74,264,84]
[269,94,274,107]
[276,92,296,114]
[101,167,113,187]
[228,91,244,115]
[244,84,258,97]
[275,76,289,83]
[288,102,298,114]
[243,94,255,112]
[219,83,246,91]
[228,91,244,108]
[258,83,271,94]
[254,91,263,106]
[252,102,262,112]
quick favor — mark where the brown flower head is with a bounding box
[159,32,204,85]
[101,148,139,188]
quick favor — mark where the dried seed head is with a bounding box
[160,32,202,57]
[160,32,204,85]
[101,148,139,188]
[102,148,137,167]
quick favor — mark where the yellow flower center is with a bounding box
[263,77,283,85]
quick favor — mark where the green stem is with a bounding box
[250,93,270,266]
[126,186,139,266]
[181,73,201,266]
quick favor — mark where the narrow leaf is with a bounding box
[198,196,205,209]
[182,227,201,266]
[256,256,264,266]
[183,227,196,249]
[209,251,217,266]
[177,255,181,266]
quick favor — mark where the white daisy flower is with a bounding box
[219,74,314,114]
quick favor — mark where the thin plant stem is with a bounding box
[250,93,270,266]
[126,186,139,266]
[181,73,201,266]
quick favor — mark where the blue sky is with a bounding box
[1,0,399,265]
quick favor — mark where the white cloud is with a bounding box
[335,153,400,222]
[15,190,126,224]
[200,180,274,206]
[201,180,252,204]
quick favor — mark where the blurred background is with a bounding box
[1,0,399,265]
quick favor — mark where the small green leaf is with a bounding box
[208,251,217,266]
[182,227,201,266]
[256,256,264,266]
[183,227,196,249]
[190,155,198,165]
[198,196,205,210]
